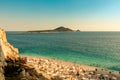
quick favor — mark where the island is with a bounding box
[76,29,81,32]
[28,26,74,33]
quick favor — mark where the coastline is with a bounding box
[19,54,120,80]
[2,29,120,79]
[7,31,120,72]
[20,54,97,70]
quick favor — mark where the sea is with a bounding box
[6,32,120,71]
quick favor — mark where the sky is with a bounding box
[0,0,120,31]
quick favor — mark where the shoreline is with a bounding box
[19,54,120,80]
[20,54,118,71]
[20,54,97,70]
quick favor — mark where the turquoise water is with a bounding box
[6,32,120,71]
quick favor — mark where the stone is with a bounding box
[0,28,19,60]
[0,43,5,80]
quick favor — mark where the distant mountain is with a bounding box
[54,26,73,32]
[76,30,81,32]
[28,26,74,33]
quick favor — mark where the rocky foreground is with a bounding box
[0,28,48,80]
[0,28,120,80]
[19,56,120,80]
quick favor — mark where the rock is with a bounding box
[0,28,49,80]
[19,68,26,77]
[0,37,6,80]
[0,28,19,60]
[51,76,63,80]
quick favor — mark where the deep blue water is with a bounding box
[6,32,120,71]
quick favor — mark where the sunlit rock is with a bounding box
[0,28,18,60]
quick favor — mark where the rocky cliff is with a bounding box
[0,42,6,80]
[0,28,49,80]
[0,29,18,60]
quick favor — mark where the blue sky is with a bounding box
[0,0,120,31]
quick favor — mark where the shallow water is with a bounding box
[6,32,120,71]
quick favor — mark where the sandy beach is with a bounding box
[19,55,120,80]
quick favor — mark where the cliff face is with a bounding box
[0,45,6,80]
[0,29,18,60]
[0,29,49,80]
[0,29,8,80]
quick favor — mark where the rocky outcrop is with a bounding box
[0,28,49,80]
[0,28,19,80]
[4,57,49,80]
[0,44,6,80]
[0,29,18,60]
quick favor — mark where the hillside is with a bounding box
[28,26,74,33]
